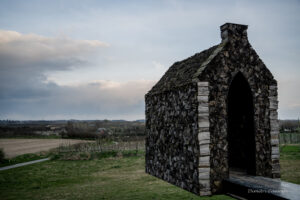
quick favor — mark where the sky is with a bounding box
[0,0,299,120]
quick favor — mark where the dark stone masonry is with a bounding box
[145,23,280,196]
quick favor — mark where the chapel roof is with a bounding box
[147,42,225,95]
[146,23,263,96]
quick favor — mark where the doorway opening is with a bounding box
[227,72,256,175]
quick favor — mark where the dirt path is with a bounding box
[0,139,92,158]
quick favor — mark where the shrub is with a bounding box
[0,148,5,163]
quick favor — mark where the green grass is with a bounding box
[0,152,233,200]
[1,145,299,200]
[280,145,300,155]
[280,144,300,184]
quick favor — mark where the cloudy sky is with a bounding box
[0,0,299,120]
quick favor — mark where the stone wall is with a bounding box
[198,24,278,193]
[145,83,200,194]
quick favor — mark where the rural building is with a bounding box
[145,23,279,196]
[96,128,108,135]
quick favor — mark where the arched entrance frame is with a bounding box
[226,71,256,175]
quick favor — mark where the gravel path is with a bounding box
[0,158,50,171]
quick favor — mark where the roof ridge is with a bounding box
[192,41,227,82]
[146,42,225,96]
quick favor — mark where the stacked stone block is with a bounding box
[269,85,280,178]
[197,82,211,196]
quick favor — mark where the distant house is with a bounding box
[36,125,65,136]
[283,128,292,133]
[88,123,96,127]
[96,128,108,135]
[46,125,60,131]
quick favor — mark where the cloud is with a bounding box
[277,80,300,119]
[0,80,155,120]
[0,29,109,96]
[58,80,155,111]
[152,61,166,70]
[0,30,108,69]
[0,29,155,120]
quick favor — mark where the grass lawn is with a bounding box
[0,145,299,200]
[0,152,233,200]
[280,144,300,184]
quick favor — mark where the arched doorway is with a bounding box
[227,72,256,175]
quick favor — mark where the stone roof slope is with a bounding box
[147,42,225,96]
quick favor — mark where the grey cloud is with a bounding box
[0,30,154,120]
[0,30,108,71]
[0,80,154,120]
[0,30,107,83]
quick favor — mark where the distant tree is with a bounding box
[279,120,299,132]
[0,148,5,163]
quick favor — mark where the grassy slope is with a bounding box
[0,155,233,200]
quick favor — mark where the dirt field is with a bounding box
[0,139,92,158]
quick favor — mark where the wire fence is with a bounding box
[57,139,145,153]
[279,133,300,144]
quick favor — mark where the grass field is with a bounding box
[280,144,300,184]
[0,145,299,200]
[0,151,233,200]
